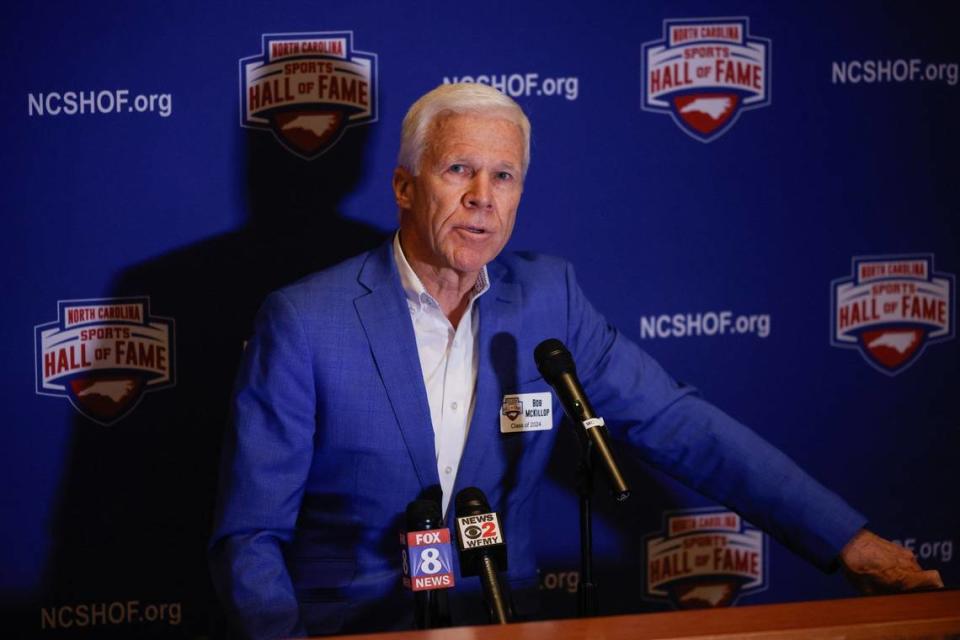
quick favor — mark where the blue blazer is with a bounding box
[209,240,865,639]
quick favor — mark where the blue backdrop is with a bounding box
[3,1,958,637]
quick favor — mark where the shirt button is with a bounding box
[444,466,453,474]
[450,401,458,411]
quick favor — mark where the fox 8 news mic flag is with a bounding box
[404,528,456,591]
[402,500,455,593]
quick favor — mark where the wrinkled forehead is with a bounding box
[423,110,526,165]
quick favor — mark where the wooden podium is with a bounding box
[321,590,960,640]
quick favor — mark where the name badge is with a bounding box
[500,392,553,433]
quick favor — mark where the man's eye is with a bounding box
[496,171,514,181]
[448,164,466,174]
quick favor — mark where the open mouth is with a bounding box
[459,225,487,235]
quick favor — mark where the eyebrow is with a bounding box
[433,147,521,173]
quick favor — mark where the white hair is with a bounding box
[397,83,531,176]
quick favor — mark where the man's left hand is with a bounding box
[841,529,944,594]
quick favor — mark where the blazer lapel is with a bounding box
[452,259,523,498]
[354,243,439,491]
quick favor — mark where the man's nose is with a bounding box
[464,174,493,209]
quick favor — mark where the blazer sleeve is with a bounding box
[209,291,317,639]
[562,261,867,570]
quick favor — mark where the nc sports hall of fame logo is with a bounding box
[240,31,378,159]
[832,254,955,375]
[35,297,176,425]
[644,508,767,609]
[642,17,771,142]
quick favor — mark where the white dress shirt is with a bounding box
[392,233,490,516]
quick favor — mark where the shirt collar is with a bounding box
[392,231,490,314]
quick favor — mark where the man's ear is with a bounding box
[393,167,415,209]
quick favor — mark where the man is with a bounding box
[209,83,942,639]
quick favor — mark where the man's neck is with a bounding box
[394,231,483,329]
[406,257,477,329]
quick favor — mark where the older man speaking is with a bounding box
[209,83,941,640]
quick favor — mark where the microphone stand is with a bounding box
[534,339,631,618]
[576,437,599,617]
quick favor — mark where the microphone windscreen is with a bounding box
[534,338,576,381]
[455,487,490,516]
[406,499,442,531]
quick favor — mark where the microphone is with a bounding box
[403,499,454,629]
[454,487,511,624]
[534,338,630,501]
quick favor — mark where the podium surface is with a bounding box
[321,590,960,640]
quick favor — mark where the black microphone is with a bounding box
[454,487,511,624]
[534,338,630,501]
[403,499,454,629]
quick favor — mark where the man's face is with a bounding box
[394,112,524,277]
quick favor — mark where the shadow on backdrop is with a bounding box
[38,125,388,639]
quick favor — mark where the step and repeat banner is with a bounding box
[3,0,958,637]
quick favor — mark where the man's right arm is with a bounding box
[209,291,317,640]
[559,261,866,570]
[559,261,943,588]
